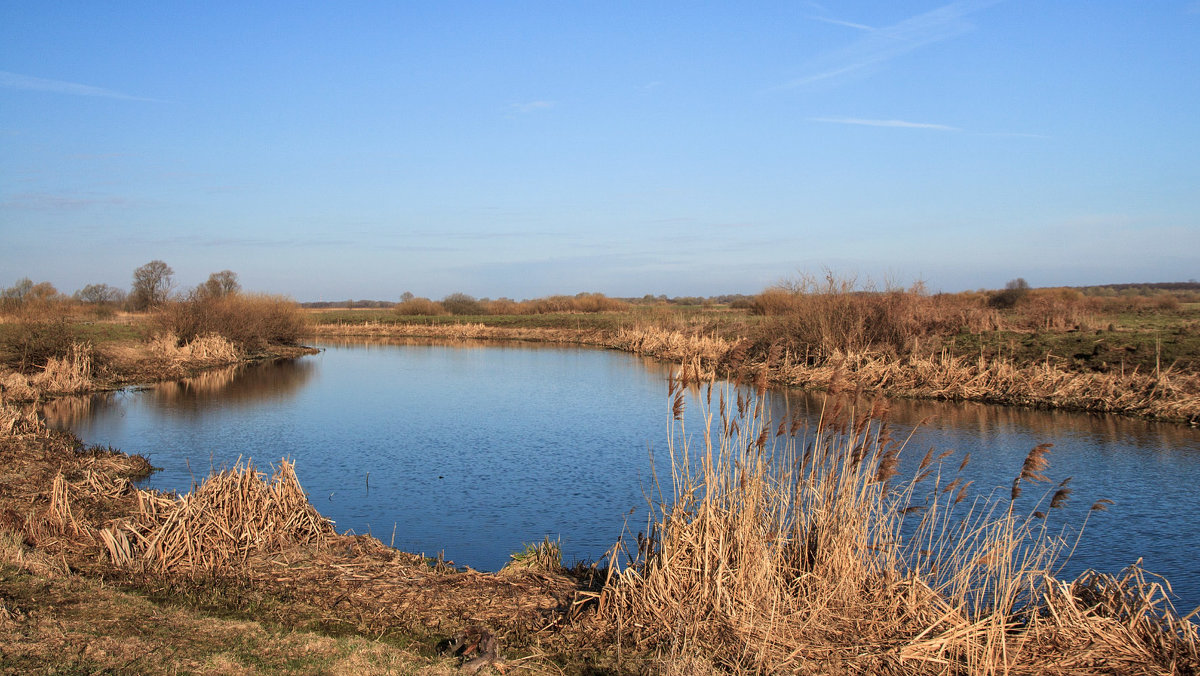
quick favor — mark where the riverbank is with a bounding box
[0,328,316,413]
[0,421,602,673]
[307,317,1200,425]
[3,383,1198,674]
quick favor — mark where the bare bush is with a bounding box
[526,293,627,313]
[752,275,946,358]
[0,319,81,372]
[441,293,486,315]
[393,297,447,316]
[128,260,174,311]
[157,293,305,349]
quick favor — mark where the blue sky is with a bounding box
[2,1,1198,301]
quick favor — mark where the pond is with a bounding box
[45,339,1200,612]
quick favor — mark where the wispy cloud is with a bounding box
[808,15,877,32]
[781,0,1000,89]
[509,100,555,113]
[810,117,961,131]
[0,71,160,102]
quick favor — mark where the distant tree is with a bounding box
[2,278,34,303]
[27,282,60,303]
[400,291,415,303]
[441,292,485,315]
[990,277,1031,309]
[75,283,126,305]
[129,260,174,311]
[197,270,241,299]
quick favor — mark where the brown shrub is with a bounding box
[1014,288,1098,331]
[750,275,985,359]
[0,319,82,372]
[482,298,523,315]
[526,293,627,313]
[392,297,447,316]
[157,293,306,349]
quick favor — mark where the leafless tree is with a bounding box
[129,260,174,311]
[198,270,241,299]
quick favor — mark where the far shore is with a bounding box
[306,318,1200,425]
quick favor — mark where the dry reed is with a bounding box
[100,459,334,574]
[597,374,1199,674]
[149,332,242,364]
[31,341,94,394]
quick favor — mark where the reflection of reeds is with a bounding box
[597,375,1199,673]
[153,364,241,402]
[39,392,107,429]
[153,358,315,407]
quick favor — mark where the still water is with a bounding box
[45,340,1200,611]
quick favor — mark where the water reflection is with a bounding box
[43,359,316,429]
[41,341,1200,612]
[151,359,315,407]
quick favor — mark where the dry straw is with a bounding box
[30,341,94,394]
[100,458,334,574]
[596,369,1199,674]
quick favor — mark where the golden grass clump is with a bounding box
[100,459,335,574]
[0,377,40,435]
[0,371,38,402]
[502,536,565,575]
[30,341,94,394]
[596,374,1199,674]
[0,398,37,436]
[149,332,242,364]
[613,326,732,374]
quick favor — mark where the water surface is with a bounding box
[46,339,1200,611]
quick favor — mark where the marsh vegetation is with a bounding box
[3,365,1198,673]
[2,270,1198,672]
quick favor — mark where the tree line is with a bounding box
[1,260,243,314]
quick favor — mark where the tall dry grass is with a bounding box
[768,349,1200,423]
[751,275,997,359]
[30,342,94,394]
[148,332,242,364]
[0,392,38,435]
[99,459,334,574]
[597,374,1198,674]
[157,293,306,349]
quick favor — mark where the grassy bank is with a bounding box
[307,286,1200,424]
[2,373,1197,673]
[0,294,316,406]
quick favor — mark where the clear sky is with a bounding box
[2,1,1198,301]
